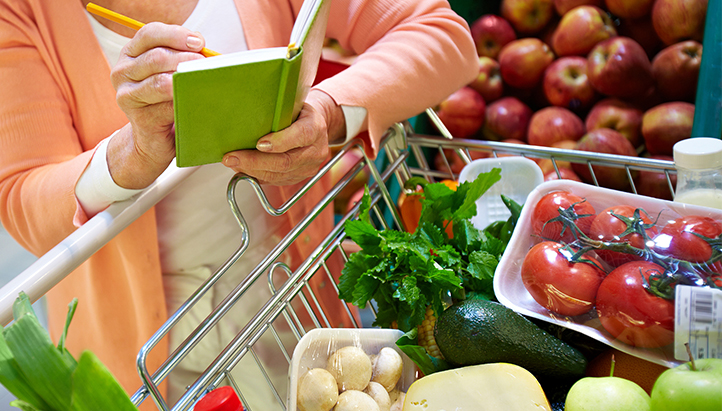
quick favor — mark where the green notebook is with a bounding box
[172,0,332,167]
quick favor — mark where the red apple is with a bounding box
[501,0,556,35]
[585,98,644,148]
[604,0,654,19]
[635,155,677,200]
[641,102,695,156]
[537,139,578,174]
[587,37,654,99]
[652,0,708,46]
[470,14,518,59]
[545,167,583,181]
[551,6,616,57]
[496,138,529,158]
[498,38,556,89]
[542,56,598,112]
[434,149,489,174]
[435,87,486,138]
[469,56,504,103]
[652,41,703,102]
[482,97,533,141]
[554,0,604,15]
[527,106,585,146]
[617,16,663,58]
[571,128,638,190]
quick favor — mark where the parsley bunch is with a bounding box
[337,168,509,333]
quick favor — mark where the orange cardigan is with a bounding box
[0,0,477,403]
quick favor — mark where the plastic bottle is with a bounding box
[672,137,722,209]
[193,386,244,411]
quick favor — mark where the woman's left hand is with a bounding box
[221,90,346,185]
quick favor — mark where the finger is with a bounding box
[120,47,204,83]
[255,107,322,153]
[116,72,174,107]
[123,22,206,58]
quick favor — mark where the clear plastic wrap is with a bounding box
[287,328,417,411]
[495,180,722,368]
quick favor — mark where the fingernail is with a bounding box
[257,141,272,151]
[186,35,202,50]
[224,156,239,167]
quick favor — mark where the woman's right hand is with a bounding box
[107,22,206,189]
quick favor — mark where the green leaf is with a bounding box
[70,351,138,411]
[467,251,499,281]
[5,313,75,411]
[11,292,34,322]
[393,276,420,305]
[345,219,382,255]
[395,329,450,376]
[449,168,502,223]
[9,400,41,411]
[352,275,381,309]
[0,333,50,410]
[58,298,78,352]
[337,252,372,302]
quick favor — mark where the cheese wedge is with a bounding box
[403,363,551,411]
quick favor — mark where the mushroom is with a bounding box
[334,390,381,411]
[297,368,339,411]
[388,387,401,404]
[370,347,403,391]
[326,346,372,392]
[389,391,405,411]
[363,381,391,411]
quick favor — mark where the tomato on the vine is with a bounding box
[652,215,722,264]
[521,241,607,317]
[589,205,659,267]
[595,261,675,348]
[531,191,596,243]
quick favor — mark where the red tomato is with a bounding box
[652,215,722,263]
[596,261,675,348]
[521,241,607,316]
[531,191,596,243]
[589,205,659,267]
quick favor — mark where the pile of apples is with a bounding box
[436,0,708,199]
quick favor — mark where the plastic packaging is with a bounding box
[673,137,722,209]
[458,156,544,230]
[495,180,722,368]
[194,386,243,411]
[287,328,417,411]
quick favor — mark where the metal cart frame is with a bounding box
[0,110,677,411]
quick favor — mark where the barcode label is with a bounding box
[674,285,722,361]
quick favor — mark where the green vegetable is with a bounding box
[338,169,524,374]
[0,292,138,411]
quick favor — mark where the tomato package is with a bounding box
[495,180,722,368]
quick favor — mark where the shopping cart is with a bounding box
[0,108,678,411]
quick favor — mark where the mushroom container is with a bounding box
[287,328,418,411]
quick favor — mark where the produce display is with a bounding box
[433,0,708,200]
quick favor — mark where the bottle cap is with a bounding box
[673,137,722,169]
[194,386,243,411]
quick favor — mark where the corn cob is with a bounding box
[418,306,443,360]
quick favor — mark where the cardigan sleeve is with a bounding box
[311,0,479,155]
[0,2,96,256]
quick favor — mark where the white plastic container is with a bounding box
[458,156,544,230]
[494,180,722,368]
[673,137,722,209]
[287,328,417,411]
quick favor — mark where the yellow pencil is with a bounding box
[86,3,221,57]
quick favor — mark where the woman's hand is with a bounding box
[107,23,206,189]
[221,90,347,185]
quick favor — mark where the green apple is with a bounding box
[565,376,651,411]
[650,358,722,411]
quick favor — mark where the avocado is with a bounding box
[434,298,587,379]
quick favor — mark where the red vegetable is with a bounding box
[531,191,596,243]
[521,241,607,316]
[652,215,722,264]
[589,205,658,267]
[596,261,675,348]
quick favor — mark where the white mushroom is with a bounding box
[389,391,405,411]
[363,381,391,411]
[297,368,339,411]
[334,390,381,411]
[387,387,401,404]
[326,346,372,392]
[370,347,403,392]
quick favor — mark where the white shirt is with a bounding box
[78,0,366,273]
